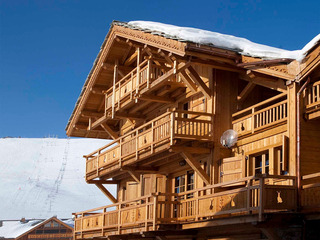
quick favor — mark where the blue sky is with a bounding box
[0,0,319,138]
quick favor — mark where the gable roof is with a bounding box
[0,217,73,239]
[65,20,320,138]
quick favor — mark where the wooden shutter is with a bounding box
[219,156,244,185]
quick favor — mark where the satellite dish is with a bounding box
[220,129,238,148]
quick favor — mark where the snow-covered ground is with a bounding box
[0,137,115,220]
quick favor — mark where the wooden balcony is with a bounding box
[232,93,288,137]
[73,175,297,239]
[85,110,213,181]
[304,81,320,120]
[301,172,320,211]
[104,59,180,117]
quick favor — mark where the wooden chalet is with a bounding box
[66,21,320,239]
[0,217,73,240]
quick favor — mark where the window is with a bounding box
[174,171,194,197]
[254,152,269,175]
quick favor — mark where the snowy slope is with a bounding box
[0,138,116,220]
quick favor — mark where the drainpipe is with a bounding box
[296,77,310,209]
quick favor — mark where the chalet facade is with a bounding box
[0,217,73,240]
[66,21,320,239]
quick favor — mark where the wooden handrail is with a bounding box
[85,110,213,159]
[232,92,287,118]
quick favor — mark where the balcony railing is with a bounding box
[232,93,288,136]
[304,81,320,119]
[105,59,169,114]
[85,110,213,180]
[73,175,297,239]
[301,172,320,210]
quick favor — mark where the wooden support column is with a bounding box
[95,183,117,203]
[136,47,141,96]
[186,66,211,99]
[180,151,210,185]
[112,60,118,118]
[237,82,256,102]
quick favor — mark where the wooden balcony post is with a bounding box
[151,121,154,154]
[170,112,175,145]
[136,129,138,160]
[130,72,134,100]
[145,196,149,231]
[136,48,141,96]
[258,177,265,221]
[104,94,107,115]
[247,179,251,214]
[112,60,118,119]
[153,194,158,231]
[119,138,122,168]
[96,151,100,177]
[118,203,121,234]
[147,59,151,89]
[118,81,121,108]
[251,107,255,133]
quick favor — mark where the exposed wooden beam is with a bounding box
[239,72,287,93]
[100,123,119,140]
[179,70,198,93]
[158,49,173,65]
[95,183,117,203]
[90,86,106,95]
[80,110,103,118]
[90,115,108,130]
[128,170,140,183]
[237,82,256,102]
[121,44,133,65]
[136,94,175,104]
[121,166,159,173]
[180,151,210,185]
[124,50,138,66]
[170,146,210,154]
[115,112,145,120]
[87,179,119,184]
[186,66,211,99]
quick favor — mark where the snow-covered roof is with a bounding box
[0,138,115,220]
[125,21,320,62]
[0,218,73,238]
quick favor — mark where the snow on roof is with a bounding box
[0,218,73,238]
[127,21,320,62]
[0,138,115,220]
[0,219,43,238]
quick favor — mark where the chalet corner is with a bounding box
[66,21,320,239]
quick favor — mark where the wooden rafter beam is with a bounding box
[158,49,173,65]
[115,112,145,120]
[239,71,287,93]
[121,44,133,65]
[128,171,140,183]
[95,183,117,203]
[170,146,210,154]
[87,179,119,184]
[179,70,197,93]
[137,94,175,104]
[90,115,108,130]
[121,166,159,173]
[180,151,210,185]
[90,86,106,95]
[100,123,119,140]
[237,58,293,67]
[237,82,256,102]
[124,50,138,66]
[186,66,211,99]
[80,110,103,118]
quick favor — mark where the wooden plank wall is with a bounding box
[300,118,320,175]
